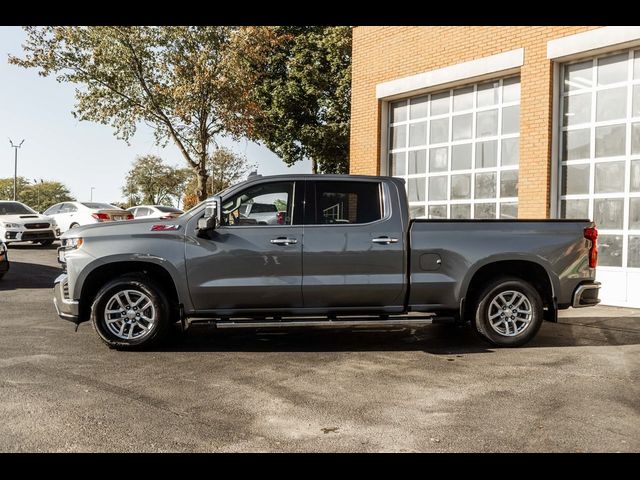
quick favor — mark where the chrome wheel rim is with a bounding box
[487,290,533,337]
[104,289,156,340]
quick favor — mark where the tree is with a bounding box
[182,147,255,210]
[123,155,190,207]
[0,177,74,211]
[228,26,352,174]
[10,26,254,201]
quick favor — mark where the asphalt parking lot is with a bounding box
[1,243,639,452]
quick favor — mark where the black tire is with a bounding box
[91,273,172,350]
[471,276,544,347]
[38,240,54,247]
[69,223,79,229]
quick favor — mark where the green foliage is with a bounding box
[10,27,254,201]
[182,147,255,210]
[0,177,75,211]
[122,155,190,207]
[230,26,352,174]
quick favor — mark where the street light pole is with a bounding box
[9,139,25,201]
[90,187,95,202]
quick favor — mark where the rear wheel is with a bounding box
[471,276,543,347]
[91,274,172,350]
[69,223,79,229]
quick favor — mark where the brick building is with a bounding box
[349,26,640,307]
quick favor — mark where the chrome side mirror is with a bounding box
[196,197,221,237]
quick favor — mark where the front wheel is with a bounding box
[91,274,172,350]
[472,276,544,347]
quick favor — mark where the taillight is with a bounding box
[126,214,134,220]
[91,213,110,221]
[584,226,598,269]
[276,211,285,225]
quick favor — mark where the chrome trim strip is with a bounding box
[572,282,601,308]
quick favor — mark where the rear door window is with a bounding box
[306,181,383,225]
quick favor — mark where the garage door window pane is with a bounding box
[430,118,449,144]
[452,114,472,140]
[451,204,470,219]
[475,203,496,219]
[408,150,426,174]
[428,176,447,201]
[631,160,640,192]
[391,125,406,149]
[408,178,425,202]
[428,205,447,219]
[562,164,590,195]
[429,147,448,172]
[598,53,628,85]
[503,77,521,102]
[453,86,474,112]
[501,138,519,166]
[431,92,450,116]
[633,85,640,117]
[391,100,407,123]
[563,93,591,126]
[476,109,498,137]
[598,234,623,267]
[500,202,518,219]
[451,143,472,170]
[451,174,471,199]
[410,95,429,120]
[595,124,626,157]
[390,153,406,176]
[409,122,427,147]
[563,129,590,160]
[596,87,628,122]
[477,81,499,107]
[561,199,589,219]
[500,170,518,198]
[629,236,640,268]
[564,60,593,91]
[502,105,520,135]
[632,123,640,155]
[595,161,625,193]
[410,205,425,219]
[635,51,640,79]
[594,198,624,229]
[630,198,640,229]
[475,172,496,199]
[476,141,497,168]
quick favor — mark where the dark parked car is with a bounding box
[53,175,601,350]
[0,241,9,279]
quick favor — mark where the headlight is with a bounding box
[1,222,20,229]
[62,237,84,250]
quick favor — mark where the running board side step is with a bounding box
[190,315,437,330]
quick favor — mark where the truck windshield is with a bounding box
[0,202,37,215]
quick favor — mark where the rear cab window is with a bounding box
[305,181,383,225]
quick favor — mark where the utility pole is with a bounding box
[90,187,95,202]
[9,139,25,201]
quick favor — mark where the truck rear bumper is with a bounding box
[53,273,80,323]
[572,282,601,308]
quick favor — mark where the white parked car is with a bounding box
[0,201,58,246]
[126,205,183,219]
[43,201,133,234]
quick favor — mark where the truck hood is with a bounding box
[0,213,54,225]
[60,217,183,240]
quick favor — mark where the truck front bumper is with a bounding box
[572,281,601,308]
[53,273,80,323]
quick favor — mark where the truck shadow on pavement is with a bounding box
[0,260,60,290]
[152,319,640,355]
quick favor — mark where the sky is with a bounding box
[0,26,311,205]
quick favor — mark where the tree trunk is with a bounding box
[311,158,318,174]
[196,164,209,202]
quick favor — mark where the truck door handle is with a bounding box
[270,237,298,245]
[372,236,399,244]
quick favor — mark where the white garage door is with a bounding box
[559,49,640,307]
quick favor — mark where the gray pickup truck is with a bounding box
[53,174,601,350]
